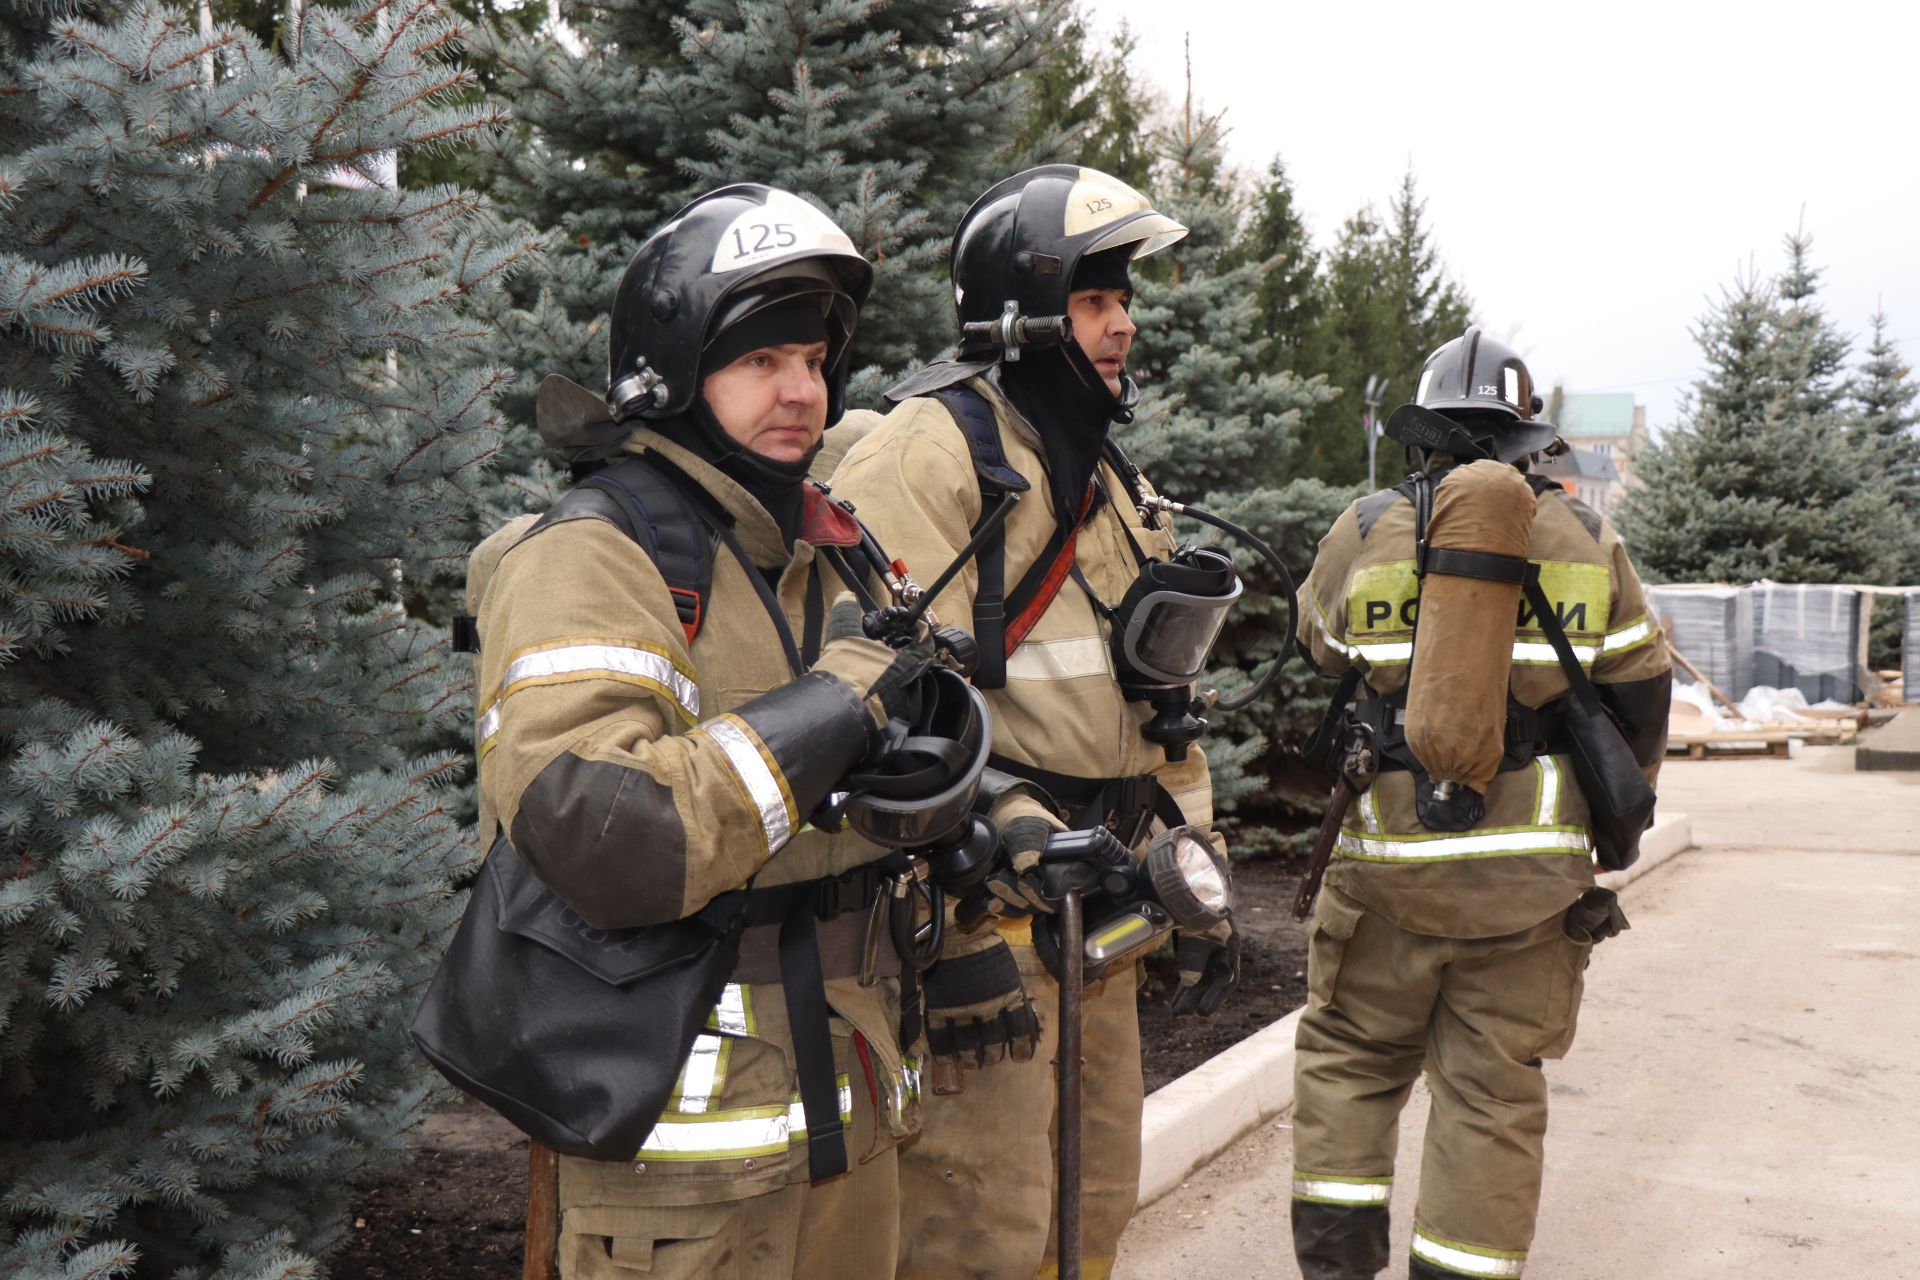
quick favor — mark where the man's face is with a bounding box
[700,341,830,463]
[1068,286,1136,397]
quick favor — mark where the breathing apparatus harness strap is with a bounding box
[1345,469,1571,779]
[929,384,1097,690]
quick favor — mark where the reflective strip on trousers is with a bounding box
[1292,1172,1392,1206]
[695,715,794,853]
[1336,825,1593,863]
[478,641,699,759]
[640,1082,853,1161]
[1358,784,1382,835]
[1532,756,1561,826]
[900,1057,921,1107]
[704,983,754,1035]
[670,1034,730,1113]
[1411,1227,1526,1277]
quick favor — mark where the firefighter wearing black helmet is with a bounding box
[831,165,1238,1279]
[1288,328,1670,1280]
[470,185,935,1278]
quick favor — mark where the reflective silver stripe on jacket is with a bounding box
[1004,634,1114,682]
[1411,1227,1526,1277]
[695,715,794,852]
[1292,1173,1392,1205]
[1336,825,1593,863]
[1602,614,1658,655]
[478,640,699,755]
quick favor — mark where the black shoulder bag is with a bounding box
[1524,569,1658,871]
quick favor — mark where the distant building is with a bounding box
[1534,389,1649,514]
[1534,445,1623,514]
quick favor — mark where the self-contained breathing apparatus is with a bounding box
[1293,334,1658,919]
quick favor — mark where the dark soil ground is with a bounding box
[330,857,1310,1279]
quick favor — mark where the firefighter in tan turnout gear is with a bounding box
[473,186,934,1278]
[831,165,1240,1280]
[1289,329,1672,1280]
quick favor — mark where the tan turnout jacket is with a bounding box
[1297,470,1672,938]
[831,372,1221,877]
[473,428,916,1202]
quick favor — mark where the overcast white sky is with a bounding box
[1085,0,1920,431]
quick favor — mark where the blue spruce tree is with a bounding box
[1118,74,1348,847]
[466,0,1067,519]
[1617,233,1907,587]
[0,0,530,1272]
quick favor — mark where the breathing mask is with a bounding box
[1109,494,1300,762]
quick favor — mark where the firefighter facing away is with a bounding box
[1289,328,1671,1279]
[472,186,935,1278]
[831,164,1241,1280]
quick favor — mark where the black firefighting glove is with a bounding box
[956,813,1064,925]
[817,598,935,730]
[1171,914,1240,1017]
[1563,887,1630,945]
[921,921,1042,1068]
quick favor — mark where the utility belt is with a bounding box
[732,864,898,983]
[1353,688,1573,776]
[987,753,1187,852]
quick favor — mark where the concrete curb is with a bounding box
[1134,810,1694,1210]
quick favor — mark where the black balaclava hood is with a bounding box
[680,294,831,546]
[996,245,1137,521]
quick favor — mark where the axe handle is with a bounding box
[1293,780,1356,921]
[1057,888,1084,1280]
[523,1141,560,1280]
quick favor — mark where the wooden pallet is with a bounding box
[1669,731,1792,760]
[1668,721,1858,759]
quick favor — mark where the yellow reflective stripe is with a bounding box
[1412,1227,1527,1277]
[639,1081,854,1162]
[1347,559,1418,639]
[1533,756,1561,826]
[1336,825,1593,863]
[669,1034,730,1114]
[695,716,795,853]
[1005,635,1113,682]
[704,983,754,1035]
[1524,561,1610,637]
[1292,1173,1392,1206]
[1602,614,1659,655]
[901,1056,922,1107]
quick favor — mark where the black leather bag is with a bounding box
[1524,576,1657,871]
[409,836,749,1161]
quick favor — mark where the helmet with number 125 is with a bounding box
[606,185,874,426]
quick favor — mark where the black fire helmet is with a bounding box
[949,165,1186,360]
[606,185,874,426]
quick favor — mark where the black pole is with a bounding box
[1057,889,1084,1280]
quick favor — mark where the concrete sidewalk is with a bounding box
[1115,743,1920,1278]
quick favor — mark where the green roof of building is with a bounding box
[1556,392,1637,438]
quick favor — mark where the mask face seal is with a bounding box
[1108,545,1242,761]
